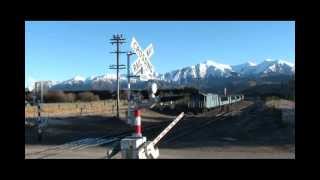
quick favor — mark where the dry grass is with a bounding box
[265,99,295,126]
[25,100,128,118]
[265,99,295,110]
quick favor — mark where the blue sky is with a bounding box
[25,21,295,86]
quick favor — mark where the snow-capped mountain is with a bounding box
[160,60,234,83]
[231,61,257,75]
[47,59,294,91]
[230,59,294,76]
[159,59,294,83]
[50,74,128,91]
[25,80,59,91]
[60,75,85,85]
[252,59,294,75]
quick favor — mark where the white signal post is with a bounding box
[126,51,138,125]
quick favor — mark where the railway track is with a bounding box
[159,101,257,145]
[26,108,234,158]
[160,112,229,145]
[25,120,170,159]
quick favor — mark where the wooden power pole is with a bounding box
[109,34,126,119]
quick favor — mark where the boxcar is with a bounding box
[188,91,244,113]
[205,93,220,109]
[189,92,219,110]
[220,96,230,106]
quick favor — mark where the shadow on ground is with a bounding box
[25,114,171,146]
[156,102,294,151]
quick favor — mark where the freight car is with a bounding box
[188,92,244,113]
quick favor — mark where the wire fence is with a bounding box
[25,100,128,118]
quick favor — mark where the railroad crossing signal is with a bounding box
[130,37,155,80]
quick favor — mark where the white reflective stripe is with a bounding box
[134,117,141,125]
[151,112,184,146]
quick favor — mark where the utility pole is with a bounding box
[110,34,126,119]
[40,81,43,103]
[34,81,43,103]
[33,81,44,142]
[196,76,201,93]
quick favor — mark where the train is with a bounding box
[156,88,244,114]
[188,92,244,113]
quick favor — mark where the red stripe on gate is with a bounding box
[134,109,141,117]
[134,125,141,136]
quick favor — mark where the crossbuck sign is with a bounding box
[131,37,154,80]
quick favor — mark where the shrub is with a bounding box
[265,96,280,102]
[77,92,100,102]
[43,91,77,103]
[44,91,67,102]
[93,95,100,101]
[65,93,76,102]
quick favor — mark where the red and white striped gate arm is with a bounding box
[150,112,184,147]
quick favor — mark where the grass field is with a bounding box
[25,100,128,118]
[265,99,295,110]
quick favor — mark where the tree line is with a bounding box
[25,90,131,103]
[25,87,203,103]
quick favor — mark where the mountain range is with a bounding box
[159,59,294,83]
[28,59,295,92]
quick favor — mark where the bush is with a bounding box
[44,91,68,102]
[93,95,100,101]
[77,92,100,102]
[265,96,280,102]
[65,93,76,102]
[44,91,77,103]
[43,91,100,103]
[120,90,128,100]
[25,92,33,102]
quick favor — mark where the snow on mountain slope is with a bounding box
[25,78,59,91]
[204,60,232,71]
[61,75,85,85]
[253,59,294,75]
[48,59,294,91]
[163,60,234,82]
[50,74,128,91]
[231,61,257,75]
